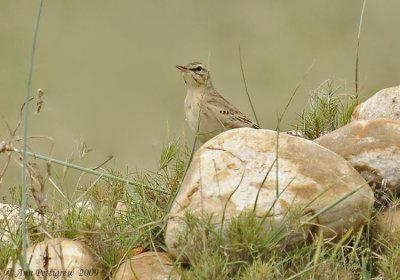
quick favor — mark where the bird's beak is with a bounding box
[176,65,189,72]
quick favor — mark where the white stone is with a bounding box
[0,203,44,244]
[114,252,179,280]
[352,85,400,121]
[4,238,102,280]
[315,118,400,193]
[165,128,374,257]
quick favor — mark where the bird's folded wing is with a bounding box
[207,98,259,129]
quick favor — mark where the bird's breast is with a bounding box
[184,89,205,131]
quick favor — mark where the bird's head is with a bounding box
[176,62,211,88]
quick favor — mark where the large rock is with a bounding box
[352,85,400,121]
[114,252,179,280]
[165,128,374,257]
[4,238,102,280]
[315,119,400,193]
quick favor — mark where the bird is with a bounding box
[176,62,259,143]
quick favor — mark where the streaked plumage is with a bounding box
[176,62,259,143]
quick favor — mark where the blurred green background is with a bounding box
[1,1,400,200]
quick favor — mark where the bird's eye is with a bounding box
[194,66,203,72]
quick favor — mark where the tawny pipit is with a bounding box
[176,62,259,143]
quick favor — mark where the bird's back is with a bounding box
[185,87,259,143]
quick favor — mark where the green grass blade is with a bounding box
[355,0,367,101]
[20,0,44,274]
[238,46,259,127]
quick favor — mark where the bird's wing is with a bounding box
[206,94,259,129]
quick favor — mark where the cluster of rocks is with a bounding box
[2,236,177,280]
[0,203,179,280]
[165,85,400,259]
[2,85,400,279]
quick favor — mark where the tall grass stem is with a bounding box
[21,0,44,272]
[355,0,367,100]
[238,46,260,126]
[13,148,168,194]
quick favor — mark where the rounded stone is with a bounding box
[165,128,374,258]
[114,252,179,280]
[315,118,400,193]
[5,238,102,280]
[352,85,400,121]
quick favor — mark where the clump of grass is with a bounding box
[370,197,400,279]
[293,79,357,140]
[239,258,276,280]
[0,243,15,272]
[176,209,328,279]
[375,238,400,279]
[0,138,187,278]
[49,140,186,277]
[171,189,400,280]
[178,211,281,279]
